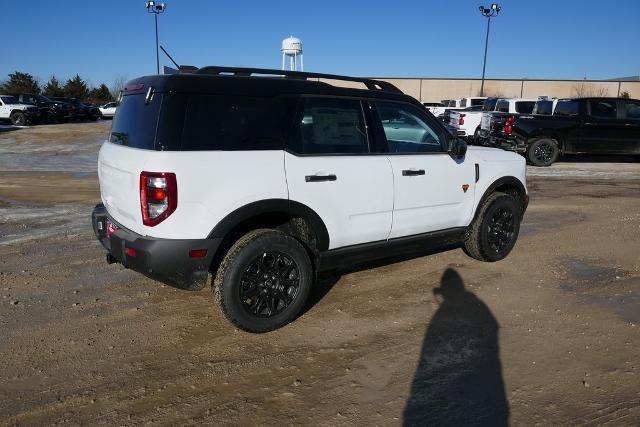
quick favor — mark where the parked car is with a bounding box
[49,97,101,121]
[484,97,640,166]
[99,102,118,118]
[9,93,73,123]
[449,97,501,141]
[430,97,486,118]
[91,66,528,332]
[477,98,537,143]
[0,94,40,125]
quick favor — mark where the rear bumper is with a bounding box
[91,204,222,290]
[487,136,527,153]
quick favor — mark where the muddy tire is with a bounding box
[213,229,313,333]
[527,138,559,166]
[464,192,521,262]
[10,111,26,126]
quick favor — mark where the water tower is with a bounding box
[281,36,303,71]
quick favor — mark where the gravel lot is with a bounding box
[1,122,639,425]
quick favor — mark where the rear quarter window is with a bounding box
[554,101,579,116]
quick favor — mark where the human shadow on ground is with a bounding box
[403,268,509,426]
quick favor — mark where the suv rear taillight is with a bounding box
[458,114,465,125]
[504,116,516,135]
[140,171,177,226]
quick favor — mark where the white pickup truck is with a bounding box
[449,97,499,141]
[429,97,486,119]
[477,98,537,142]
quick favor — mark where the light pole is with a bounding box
[478,3,501,97]
[145,1,167,74]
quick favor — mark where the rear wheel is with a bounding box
[527,138,559,166]
[464,192,521,262]
[10,111,26,126]
[213,229,313,333]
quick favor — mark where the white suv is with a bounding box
[0,94,40,125]
[92,67,528,332]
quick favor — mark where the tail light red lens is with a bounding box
[189,249,208,258]
[140,171,177,226]
[458,114,466,125]
[504,116,515,135]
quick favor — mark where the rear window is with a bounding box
[470,98,485,107]
[110,94,161,149]
[515,101,535,114]
[496,100,509,112]
[554,101,579,116]
[482,99,498,111]
[533,100,553,115]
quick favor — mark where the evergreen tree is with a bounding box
[42,75,65,97]
[1,71,40,94]
[63,74,90,100]
[88,83,113,104]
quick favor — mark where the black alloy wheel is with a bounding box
[239,251,300,318]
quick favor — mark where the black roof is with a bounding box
[123,66,414,103]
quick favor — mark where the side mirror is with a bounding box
[448,137,467,159]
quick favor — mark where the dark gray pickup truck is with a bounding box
[482,97,640,166]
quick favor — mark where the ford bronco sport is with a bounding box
[92,66,528,332]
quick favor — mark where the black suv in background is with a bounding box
[485,97,640,166]
[49,97,101,121]
[9,93,73,123]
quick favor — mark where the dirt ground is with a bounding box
[1,122,639,425]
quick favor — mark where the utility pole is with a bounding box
[478,4,501,97]
[145,1,167,74]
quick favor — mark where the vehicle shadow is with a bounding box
[403,268,509,426]
[558,154,638,164]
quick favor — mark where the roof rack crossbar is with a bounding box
[194,66,402,94]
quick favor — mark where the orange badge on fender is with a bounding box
[462,184,469,193]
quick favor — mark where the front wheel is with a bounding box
[213,229,313,333]
[527,138,559,166]
[464,192,521,262]
[10,111,26,126]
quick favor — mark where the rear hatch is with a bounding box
[99,86,161,235]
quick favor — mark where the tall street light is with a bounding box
[145,1,167,74]
[478,3,501,97]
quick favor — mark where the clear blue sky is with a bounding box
[2,0,639,87]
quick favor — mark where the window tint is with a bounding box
[496,100,509,112]
[460,99,467,108]
[623,100,640,120]
[515,101,535,114]
[289,97,368,155]
[375,101,444,153]
[176,95,287,151]
[470,98,485,107]
[109,93,161,149]
[554,101,579,116]
[482,99,498,111]
[533,100,553,115]
[589,100,617,119]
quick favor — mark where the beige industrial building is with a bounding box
[319,77,640,103]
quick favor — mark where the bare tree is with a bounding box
[110,75,127,100]
[571,82,609,97]
[620,90,630,99]
[481,89,504,97]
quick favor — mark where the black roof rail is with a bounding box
[193,66,403,94]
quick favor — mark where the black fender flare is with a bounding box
[207,199,330,251]
[472,176,528,223]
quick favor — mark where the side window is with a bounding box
[289,97,369,155]
[460,99,467,108]
[622,100,640,120]
[375,101,444,153]
[554,101,579,116]
[589,100,617,119]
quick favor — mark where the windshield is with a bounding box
[1,96,18,104]
[36,94,52,103]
